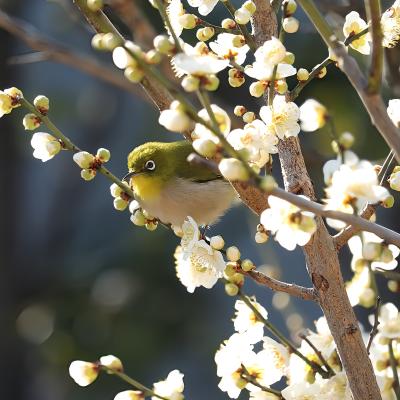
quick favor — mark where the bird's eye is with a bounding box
[145,160,156,171]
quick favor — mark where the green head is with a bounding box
[126,141,219,183]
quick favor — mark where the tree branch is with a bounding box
[0,9,145,99]
[365,0,383,94]
[297,0,400,163]
[242,269,317,301]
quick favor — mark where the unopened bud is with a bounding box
[192,138,217,158]
[102,33,120,50]
[124,66,144,83]
[317,67,327,78]
[153,35,174,54]
[283,17,299,33]
[221,18,236,30]
[232,35,246,48]
[91,33,105,50]
[96,148,110,162]
[243,0,256,14]
[179,13,197,29]
[87,0,103,12]
[226,246,241,262]
[145,221,158,231]
[339,132,354,149]
[100,355,123,372]
[234,7,251,25]
[146,50,162,64]
[114,197,128,211]
[234,105,247,117]
[283,51,295,64]
[131,210,147,226]
[81,169,96,181]
[196,27,215,41]
[242,111,255,123]
[241,259,255,272]
[34,95,49,114]
[203,75,219,91]
[210,235,225,250]
[255,231,269,243]
[225,283,239,296]
[297,68,309,81]
[73,151,95,169]
[182,76,200,92]
[249,81,266,98]
[23,113,41,130]
[260,175,277,192]
[219,158,249,181]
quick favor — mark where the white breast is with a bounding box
[137,178,237,227]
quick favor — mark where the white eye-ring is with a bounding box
[145,160,156,171]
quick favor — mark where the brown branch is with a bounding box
[242,269,317,301]
[366,296,381,354]
[0,9,145,99]
[365,0,383,93]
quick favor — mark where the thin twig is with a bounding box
[365,0,383,94]
[299,332,335,376]
[366,296,381,354]
[241,365,283,398]
[242,269,317,301]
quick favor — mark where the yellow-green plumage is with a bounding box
[127,141,236,227]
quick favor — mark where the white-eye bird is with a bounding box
[124,141,236,227]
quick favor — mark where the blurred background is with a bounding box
[0,0,399,399]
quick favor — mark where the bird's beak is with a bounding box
[122,171,138,182]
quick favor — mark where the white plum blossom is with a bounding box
[261,337,289,383]
[209,33,249,65]
[260,96,300,140]
[371,303,400,340]
[260,195,316,251]
[305,317,336,361]
[31,132,62,162]
[192,104,231,144]
[99,355,123,372]
[167,0,185,38]
[0,90,13,117]
[187,0,219,16]
[69,360,99,386]
[152,370,184,400]
[387,99,400,127]
[343,11,371,54]
[381,0,400,48]
[281,381,321,399]
[299,99,328,132]
[180,216,201,255]
[346,265,372,307]
[233,298,267,344]
[174,240,225,292]
[322,150,359,185]
[227,119,278,168]
[173,53,229,76]
[389,167,400,191]
[325,160,390,229]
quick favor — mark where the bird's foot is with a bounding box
[200,225,211,240]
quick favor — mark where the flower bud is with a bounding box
[381,194,394,208]
[110,183,123,198]
[283,51,295,64]
[124,67,144,83]
[34,95,50,114]
[219,158,249,181]
[192,138,217,158]
[234,105,247,117]
[221,18,236,30]
[114,390,144,400]
[359,287,376,308]
[297,68,309,81]
[317,67,327,78]
[226,246,241,262]
[4,87,23,103]
[73,151,95,169]
[159,109,192,132]
[145,221,158,231]
[182,76,200,92]
[131,210,147,226]
[231,272,245,286]
[283,17,299,33]
[249,81,266,98]
[210,235,225,250]
[100,355,123,372]
[178,14,197,29]
[102,33,121,50]
[91,33,105,50]
[381,246,394,263]
[196,27,215,41]
[224,262,237,278]
[87,0,103,12]
[69,360,99,386]
[81,169,96,181]
[128,200,140,213]
[114,197,128,211]
[153,35,175,54]
[225,283,239,296]
[255,231,269,244]
[260,175,277,192]
[241,259,254,272]
[242,111,255,123]
[234,7,251,25]
[389,170,400,191]
[228,76,245,88]
[194,41,209,55]
[113,47,138,69]
[96,148,110,162]
[338,132,354,149]
[0,92,13,116]
[145,49,162,64]
[243,0,256,14]
[23,113,41,130]
[232,35,246,48]
[388,280,399,292]
[203,75,219,91]
[276,80,288,94]
[285,0,297,16]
